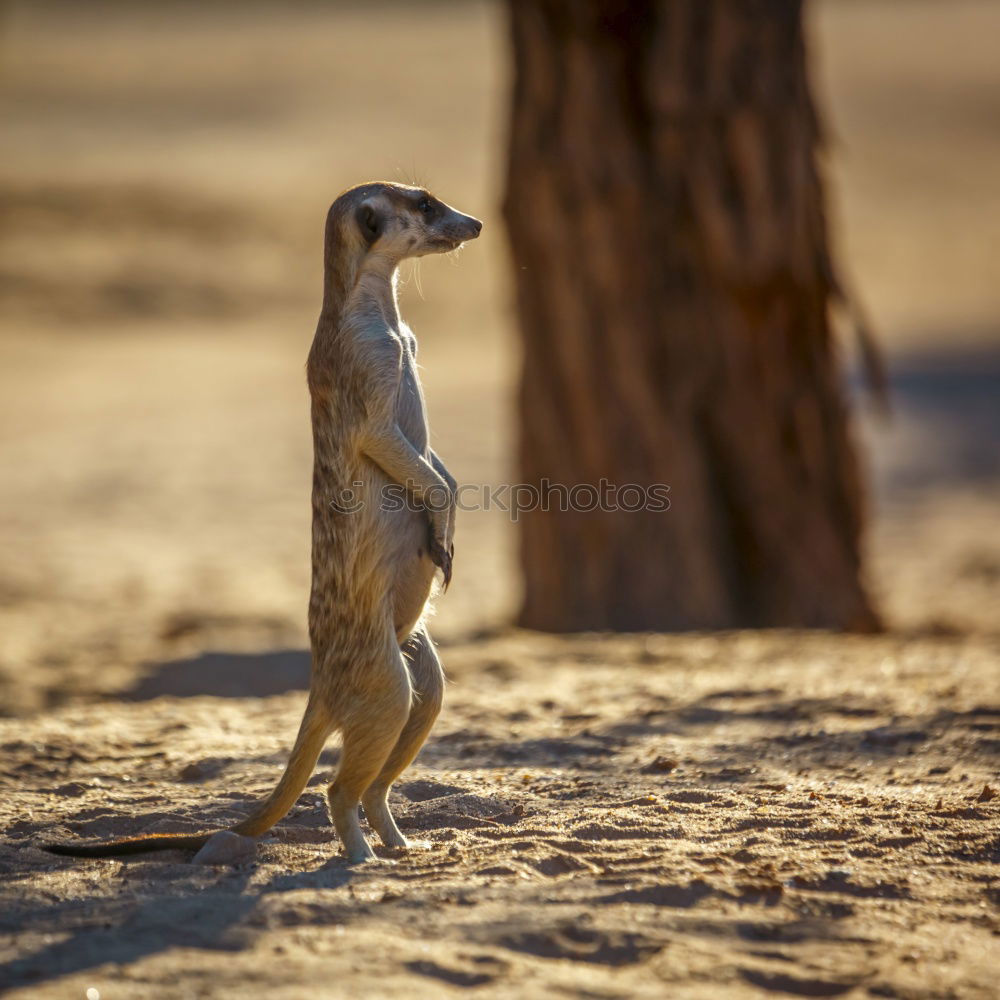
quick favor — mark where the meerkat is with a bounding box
[46,182,481,864]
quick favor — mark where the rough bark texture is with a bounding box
[503,0,880,632]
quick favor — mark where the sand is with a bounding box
[2,631,998,998]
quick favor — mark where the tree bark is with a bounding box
[503,0,880,632]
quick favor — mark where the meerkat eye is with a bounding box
[418,197,433,215]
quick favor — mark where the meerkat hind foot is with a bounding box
[343,843,379,865]
[335,819,378,864]
[379,833,434,853]
[399,837,433,851]
[361,790,410,850]
[329,788,378,863]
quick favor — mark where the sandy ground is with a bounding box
[1,2,998,998]
[2,631,999,999]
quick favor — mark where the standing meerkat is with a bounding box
[46,182,481,863]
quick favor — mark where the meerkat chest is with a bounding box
[395,327,429,453]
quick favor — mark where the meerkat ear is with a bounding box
[355,202,381,244]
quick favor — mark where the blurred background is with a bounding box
[1,0,998,715]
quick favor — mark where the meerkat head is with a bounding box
[329,182,482,269]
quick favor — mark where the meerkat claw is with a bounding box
[428,531,452,589]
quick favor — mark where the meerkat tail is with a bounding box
[44,698,333,859]
[44,831,214,858]
[231,698,333,837]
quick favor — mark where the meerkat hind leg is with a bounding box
[326,647,412,863]
[361,628,444,850]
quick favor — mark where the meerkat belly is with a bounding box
[385,343,437,638]
[396,341,428,453]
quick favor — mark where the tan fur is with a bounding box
[45,182,481,863]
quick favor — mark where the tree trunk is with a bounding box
[503,0,880,632]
